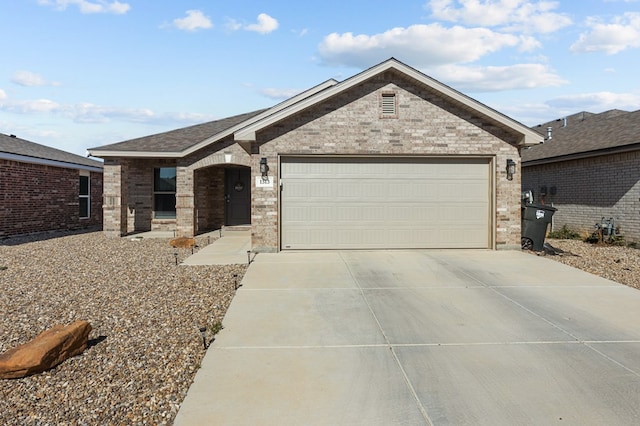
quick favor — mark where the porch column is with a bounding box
[176,166,195,237]
[102,159,129,237]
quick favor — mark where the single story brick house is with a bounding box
[522,109,640,242]
[0,133,103,238]
[88,58,542,252]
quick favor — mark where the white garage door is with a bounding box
[280,157,491,249]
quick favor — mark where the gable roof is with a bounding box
[88,79,339,158]
[88,58,542,158]
[0,133,103,171]
[88,109,269,157]
[522,109,640,165]
[234,58,543,147]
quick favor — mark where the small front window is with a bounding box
[79,173,90,219]
[154,167,176,219]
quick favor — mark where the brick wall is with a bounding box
[522,151,640,241]
[0,159,102,238]
[194,167,225,233]
[251,72,523,251]
[103,158,179,236]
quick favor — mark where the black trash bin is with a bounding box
[521,203,557,251]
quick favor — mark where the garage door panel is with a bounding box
[281,157,491,249]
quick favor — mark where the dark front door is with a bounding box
[225,168,251,226]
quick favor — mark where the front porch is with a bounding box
[102,157,252,238]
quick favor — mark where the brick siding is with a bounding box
[251,73,523,251]
[101,73,525,249]
[0,159,102,238]
[522,151,640,242]
[103,144,252,236]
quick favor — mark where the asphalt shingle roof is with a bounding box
[89,109,268,153]
[522,109,640,164]
[0,133,103,169]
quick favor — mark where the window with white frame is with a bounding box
[154,167,176,219]
[79,171,90,219]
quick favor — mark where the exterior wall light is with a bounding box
[260,157,269,177]
[506,159,516,181]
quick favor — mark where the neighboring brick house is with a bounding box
[0,133,103,238]
[88,58,542,251]
[522,109,640,241]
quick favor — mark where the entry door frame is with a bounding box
[224,167,251,226]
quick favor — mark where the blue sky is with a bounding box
[1,0,639,156]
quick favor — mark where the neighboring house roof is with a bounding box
[88,58,542,158]
[0,133,103,171]
[522,109,640,166]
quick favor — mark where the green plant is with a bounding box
[610,235,626,246]
[209,321,223,336]
[548,225,581,240]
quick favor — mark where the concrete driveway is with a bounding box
[174,250,640,425]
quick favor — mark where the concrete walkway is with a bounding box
[174,250,640,425]
[182,230,251,266]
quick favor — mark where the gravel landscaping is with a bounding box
[1,231,638,425]
[541,238,640,290]
[0,231,244,425]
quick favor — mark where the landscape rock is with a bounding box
[0,320,91,379]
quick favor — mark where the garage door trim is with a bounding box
[278,155,495,250]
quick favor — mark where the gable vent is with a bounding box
[381,93,397,116]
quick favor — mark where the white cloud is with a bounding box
[172,10,213,32]
[546,91,640,111]
[0,97,214,126]
[38,0,130,14]
[225,18,242,32]
[318,24,522,68]
[425,0,572,34]
[2,98,62,114]
[227,13,279,34]
[0,89,6,100]
[570,12,640,54]
[245,13,279,34]
[259,88,301,100]
[432,63,567,91]
[11,71,60,87]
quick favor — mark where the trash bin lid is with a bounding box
[523,203,557,212]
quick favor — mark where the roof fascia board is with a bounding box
[397,64,543,147]
[234,58,543,146]
[522,143,640,166]
[180,78,340,157]
[87,79,339,159]
[86,150,179,158]
[0,152,103,172]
